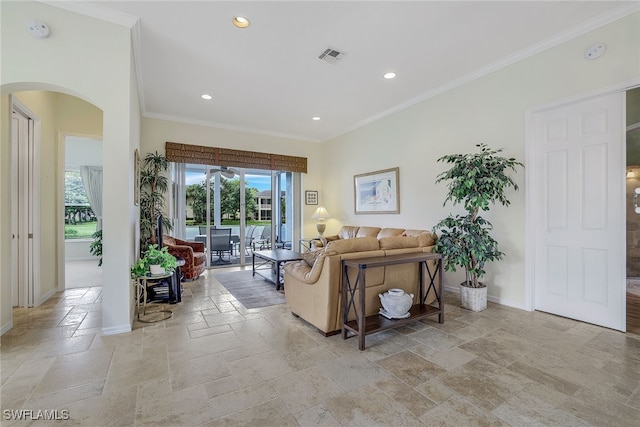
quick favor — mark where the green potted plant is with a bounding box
[131,244,177,278]
[433,143,523,311]
[89,229,102,266]
[140,151,173,250]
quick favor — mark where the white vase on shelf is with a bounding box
[379,288,413,318]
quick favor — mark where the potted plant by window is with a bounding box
[131,244,178,278]
[89,229,102,266]
[433,144,523,311]
[139,151,173,250]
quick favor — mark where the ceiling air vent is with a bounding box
[317,48,345,64]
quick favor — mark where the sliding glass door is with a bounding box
[171,164,297,269]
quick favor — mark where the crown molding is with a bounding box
[143,112,322,144]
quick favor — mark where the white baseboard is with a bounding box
[101,324,132,335]
[38,288,58,306]
[1,320,14,335]
[444,283,529,312]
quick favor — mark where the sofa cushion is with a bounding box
[379,236,419,250]
[415,232,437,247]
[356,226,381,238]
[325,236,380,254]
[163,236,177,246]
[338,226,360,239]
[377,228,405,238]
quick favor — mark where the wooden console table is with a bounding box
[341,252,444,350]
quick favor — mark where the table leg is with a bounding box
[275,260,282,290]
[358,267,366,351]
[252,253,256,276]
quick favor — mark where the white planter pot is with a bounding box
[459,282,487,312]
[149,264,165,275]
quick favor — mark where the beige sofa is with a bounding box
[283,226,439,335]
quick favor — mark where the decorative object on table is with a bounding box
[354,167,400,214]
[131,244,178,278]
[305,190,318,205]
[432,143,523,312]
[311,206,331,237]
[139,151,173,250]
[378,288,414,319]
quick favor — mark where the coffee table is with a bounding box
[252,249,303,290]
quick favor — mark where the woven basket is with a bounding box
[460,283,487,312]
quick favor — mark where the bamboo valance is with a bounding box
[165,142,307,174]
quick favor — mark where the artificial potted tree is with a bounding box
[139,151,173,250]
[433,143,522,311]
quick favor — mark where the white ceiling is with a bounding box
[56,1,636,142]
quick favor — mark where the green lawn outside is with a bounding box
[185,220,273,226]
[65,221,98,239]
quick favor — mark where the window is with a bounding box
[64,170,96,239]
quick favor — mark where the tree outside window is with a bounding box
[64,170,96,239]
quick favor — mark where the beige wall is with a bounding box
[0,94,10,329]
[1,1,137,333]
[628,87,640,126]
[12,92,103,294]
[141,117,323,238]
[13,91,62,301]
[323,12,640,308]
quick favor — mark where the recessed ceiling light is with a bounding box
[312,116,321,121]
[232,16,250,28]
[201,94,212,100]
[383,72,396,79]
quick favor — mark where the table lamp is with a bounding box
[311,206,330,237]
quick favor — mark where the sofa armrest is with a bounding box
[166,244,195,261]
[310,235,339,250]
[283,254,326,284]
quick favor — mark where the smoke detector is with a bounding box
[584,43,606,60]
[318,48,345,64]
[27,20,50,38]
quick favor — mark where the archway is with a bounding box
[1,83,135,336]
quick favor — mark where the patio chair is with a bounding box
[210,228,233,264]
[243,225,256,255]
[253,225,271,250]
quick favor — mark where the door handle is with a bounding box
[634,188,640,214]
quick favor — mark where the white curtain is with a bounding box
[80,166,103,231]
[171,162,187,239]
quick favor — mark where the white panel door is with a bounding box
[533,92,625,331]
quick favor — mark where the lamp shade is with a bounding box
[311,206,330,220]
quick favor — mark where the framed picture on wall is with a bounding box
[354,167,400,214]
[305,190,318,205]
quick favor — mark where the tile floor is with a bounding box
[2,268,640,426]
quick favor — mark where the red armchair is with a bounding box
[163,235,205,280]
